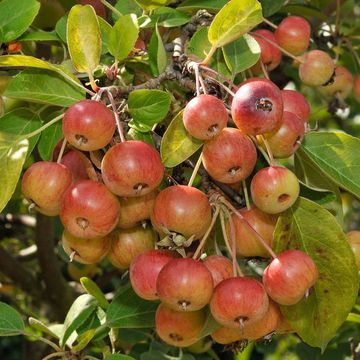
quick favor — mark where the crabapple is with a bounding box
[320,66,354,99]
[60,150,92,182]
[281,89,310,123]
[347,231,360,269]
[203,255,233,287]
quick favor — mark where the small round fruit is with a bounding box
[62,230,111,264]
[203,255,233,287]
[275,16,311,55]
[101,141,164,197]
[210,277,269,328]
[130,249,178,300]
[354,75,360,102]
[60,180,120,238]
[299,50,334,87]
[263,249,318,305]
[202,128,257,184]
[250,166,300,214]
[282,89,310,123]
[63,100,115,151]
[118,191,157,229]
[22,161,72,216]
[320,66,353,99]
[211,326,243,345]
[251,29,282,73]
[231,78,283,135]
[264,111,305,158]
[155,304,206,347]
[61,150,91,182]
[228,205,277,258]
[183,94,228,140]
[347,231,360,269]
[151,185,212,239]
[157,258,213,311]
[108,226,157,269]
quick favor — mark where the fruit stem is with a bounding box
[228,214,239,277]
[21,114,64,140]
[250,135,271,165]
[206,74,235,96]
[260,61,270,80]
[194,63,201,96]
[250,32,304,64]
[242,180,251,211]
[259,135,275,166]
[193,205,221,259]
[221,199,277,259]
[41,351,66,360]
[220,210,244,276]
[199,71,208,95]
[262,17,278,29]
[201,45,217,66]
[21,332,62,352]
[100,0,122,17]
[56,139,67,164]
[188,152,203,187]
[199,64,237,90]
[105,90,126,142]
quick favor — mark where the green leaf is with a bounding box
[80,277,109,310]
[104,354,136,360]
[128,89,171,127]
[280,5,328,21]
[71,328,96,352]
[99,17,112,55]
[148,24,167,76]
[299,132,360,199]
[127,128,155,147]
[178,0,228,12]
[67,4,101,74]
[0,134,28,212]
[29,318,59,339]
[109,14,139,61]
[38,121,63,161]
[199,312,221,338]
[208,0,263,49]
[150,7,191,27]
[135,0,174,11]
[222,34,260,75]
[299,182,336,206]
[19,30,60,42]
[128,119,153,133]
[260,0,285,17]
[0,108,41,156]
[347,313,360,324]
[0,302,25,336]
[106,286,158,328]
[0,0,40,43]
[160,110,203,168]
[4,69,85,106]
[273,198,358,350]
[114,0,142,19]
[60,294,98,348]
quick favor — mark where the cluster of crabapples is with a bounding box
[19,14,360,349]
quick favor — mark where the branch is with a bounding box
[34,213,75,320]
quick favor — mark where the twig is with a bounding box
[260,61,270,80]
[100,0,122,17]
[22,332,62,352]
[199,65,237,90]
[106,91,126,142]
[242,180,251,210]
[41,352,65,360]
[56,139,67,164]
[188,152,203,187]
[259,135,275,166]
[262,17,278,29]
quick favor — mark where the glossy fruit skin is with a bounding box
[263,249,318,305]
[62,230,111,264]
[251,29,282,73]
[22,161,72,216]
[60,180,120,239]
[118,191,157,229]
[231,78,283,135]
[282,89,310,123]
[275,16,311,55]
[264,111,305,158]
[228,205,277,258]
[61,150,91,182]
[183,94,228,140]
[299,50,334,86]
[210,277,269,328]
[203,255,233,287]
[101,141,164,197]
[157,258,213,311]
[354,75,360,102]
[108,226,157,269]
[211,326,243,345]
[63,100,115,151]
[202,128,257,184]
[347,231,360,269]
[155,304,206,347]
[320,66,354,99]
[151,185,212,239]
[251,166,300,214]
[130,249,178,300]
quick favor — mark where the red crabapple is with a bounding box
[281,89,310,123]
[320,66,354,99]
[203,255,233,287]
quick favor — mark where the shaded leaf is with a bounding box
[114,0,142,19]
[4,69,85,106]
[208,0,263,48]
[0,0,40,43]
[273,198,358,350]
[109,14,139,61]
[127,128,155,147]
[160,110,203,168]
[148,24,167,76]
[19,30,60,42]
[150,7,191,27]
[67,5,101,74]
[99,17,112,55]
[260,0,285,17]
[178,0,228,12]
[299,182,336,206]
[29,318,59,339]
[199,312,220,338]
[104,355,136,360]
[135,0,174,11]
[80,277,109,310]
[38,121,62,161]
[0,302,25,336]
